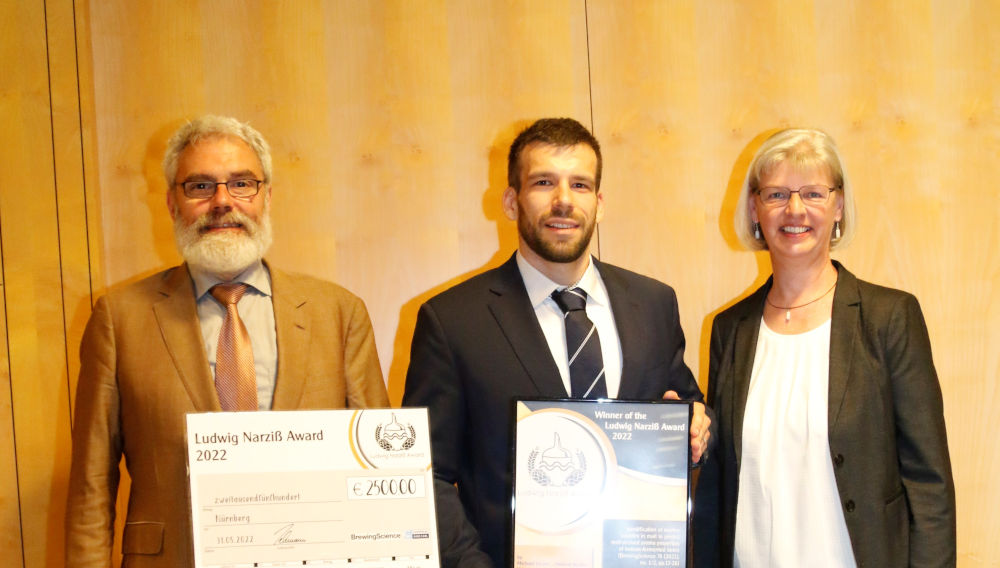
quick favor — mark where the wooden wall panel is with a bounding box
[587,1,1000,565]
[3,0,997,566]
[49,0,97,410]
[50,0,100,565]
[0,0,75,565]
[0,246,22,561]
[0,276,20,567]
[0,4,36,563]
[0,11,35,567]
[84,0,593,404]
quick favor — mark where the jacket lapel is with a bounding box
[595,261,644,399]
[269,266,311,409]
[487,255,566,397]
[728,265,860,456]
[730,282,767,462]
[152,264,220,411]
[827,261,859,431]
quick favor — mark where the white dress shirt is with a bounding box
[190,260,278,410]
[515,252,623,398]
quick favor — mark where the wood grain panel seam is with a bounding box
[583,0,602,260]
[0,196,27,566]
[70,0,95,316]
[39,0,76,447]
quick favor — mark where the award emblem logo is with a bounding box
[375,413,417,451]
[515,410,613,532]
[350,409,429,469]
[528,433,587,487]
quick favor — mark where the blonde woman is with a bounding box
[693,129,955,567]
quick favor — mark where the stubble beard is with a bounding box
[172,205,273,278]
[517,203,595,264]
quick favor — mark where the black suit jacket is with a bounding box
[692,262,955,567]
[403,254,704,568]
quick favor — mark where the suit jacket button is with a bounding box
[833,454,844,467]
[845,500,856,513]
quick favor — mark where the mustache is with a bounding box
[191,210,258,234]
[542,205,583,221]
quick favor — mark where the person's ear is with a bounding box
[502,186,519,221]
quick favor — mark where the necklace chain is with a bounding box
[766,279,838,323]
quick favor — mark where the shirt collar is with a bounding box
[190,259,272,300]
[515,251,608,309]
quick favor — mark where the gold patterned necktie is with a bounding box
[210,283,258,411]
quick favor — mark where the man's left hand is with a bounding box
[662,390,711,464]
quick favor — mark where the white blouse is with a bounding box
[734,318,857,568]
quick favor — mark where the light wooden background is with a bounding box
[2,1,997,566]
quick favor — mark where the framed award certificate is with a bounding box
[186,408,440,568]
[511,399,691,568]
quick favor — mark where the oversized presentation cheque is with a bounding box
[512,399,691,568]
[186,408,440,568]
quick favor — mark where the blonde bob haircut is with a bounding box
[162,115,273,188]
[734,128,857,251]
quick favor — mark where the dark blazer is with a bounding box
[66,263,389,568]
[693,262,955,567]
[403,254,704,568]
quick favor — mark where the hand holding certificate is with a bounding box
[186,409,440,568]
[512,400,691,568]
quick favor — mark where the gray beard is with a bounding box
[173,208,272,279]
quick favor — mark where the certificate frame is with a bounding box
[510,398,691,568]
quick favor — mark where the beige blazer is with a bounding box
[66,263,388,567]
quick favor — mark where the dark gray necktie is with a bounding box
[551,288,607,399]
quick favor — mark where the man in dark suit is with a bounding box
[66,116,389,567]
[403,118,711,567]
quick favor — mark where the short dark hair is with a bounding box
[507,118,602,191]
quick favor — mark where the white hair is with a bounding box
[162,115,272,187]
